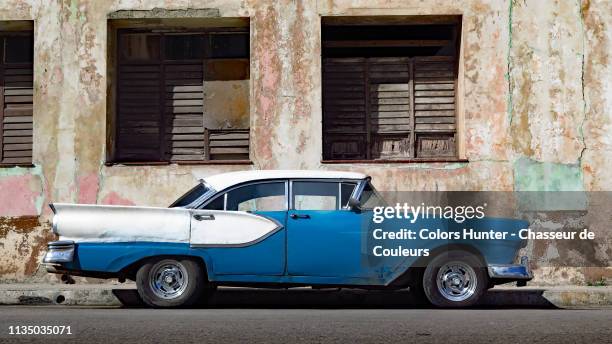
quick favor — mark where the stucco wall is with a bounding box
[0,0,610,284]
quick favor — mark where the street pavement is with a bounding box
[1,306,611,343]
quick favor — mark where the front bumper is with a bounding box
[487,256,532,281]
[43,240,75,264]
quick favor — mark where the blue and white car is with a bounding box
[44,170,531,308]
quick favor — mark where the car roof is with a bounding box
[203,170,368,191]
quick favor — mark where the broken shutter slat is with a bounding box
[208,129,249,160]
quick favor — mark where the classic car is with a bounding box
[43,170,532,308]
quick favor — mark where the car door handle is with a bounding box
[290,214,310,219]
[193,214,215,221]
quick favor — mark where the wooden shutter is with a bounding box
[208,129,249,160]
[323,56,457,160]
[323,58,367,160]
[0,36,34,165]
[115,30,250,163]
[413,57,456,158]
[368,57,412,159]
[116,63,163,161]
[165,63,205,161]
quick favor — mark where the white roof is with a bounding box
[203,170,368,191]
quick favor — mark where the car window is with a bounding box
[226,182,286,212]
[202,195,224,210]
[293,182,339,211]
[340,183,357,208]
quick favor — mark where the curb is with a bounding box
[542,288,612,308]
[481,287,612,308]
[0,284,131,306]
[0,285,610,308]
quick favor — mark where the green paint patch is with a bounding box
[0,165,40,177]
[514,158,586,211]
[514,157,583,191]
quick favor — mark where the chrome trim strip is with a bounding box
[51,214,59,235]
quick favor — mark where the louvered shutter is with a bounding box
[165,63,205,161]
[323,56,457,160]
[413,57,456,158]
[208,129,249,160]
[1,39,33,165]
[116,63,163,161]
[368,57,412,159]
[323,58,367,160]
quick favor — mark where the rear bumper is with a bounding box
[43,240,75,264]
[487,256,533,280]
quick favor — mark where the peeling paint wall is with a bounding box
[0,0,610,284]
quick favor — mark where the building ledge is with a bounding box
[0,163,35,168]
[321,158,469,164]
[105,160,253,167]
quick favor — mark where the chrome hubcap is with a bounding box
[436,261,477,302]
[149,261,189,300]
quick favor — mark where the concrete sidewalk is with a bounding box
[0,283,610,308]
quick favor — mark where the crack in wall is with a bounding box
[576,0,588,168]
[95,158,105,204]
[506,0,515,126]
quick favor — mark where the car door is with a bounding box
[191,180,288,275]
[286,180,374,278]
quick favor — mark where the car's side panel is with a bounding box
[61,242,212,275]
[450,217,527,265]
[62,241,389,286]
[286,209,372,278]
[203,212,287,275]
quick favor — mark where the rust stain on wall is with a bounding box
[0,217,40,237]
[23,229,56,275]
[0,217,56,279]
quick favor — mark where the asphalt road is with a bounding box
[1,306,611,344]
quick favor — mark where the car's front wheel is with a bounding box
[422,250,487,308]
[136,258,204,308]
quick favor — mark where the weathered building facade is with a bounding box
[0,0,610,284]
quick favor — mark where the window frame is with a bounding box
[109,27,251,165]
[289,179,360,211]
[198,178,364,212]
[320,18,466,164]
[199,179,289,212]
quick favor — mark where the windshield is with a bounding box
[170,182,211,208]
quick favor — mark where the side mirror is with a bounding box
[347,197,362,212]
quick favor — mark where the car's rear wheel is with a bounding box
[136,258,204,308]
[422,250,487,308]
